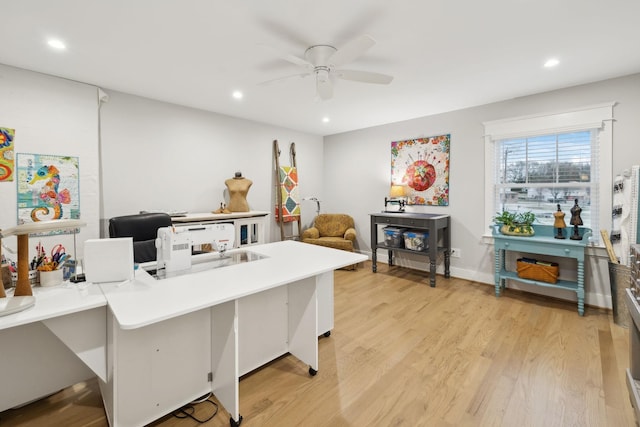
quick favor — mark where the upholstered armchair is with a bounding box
[301,214,358,269]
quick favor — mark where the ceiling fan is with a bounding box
[260,34,393,100]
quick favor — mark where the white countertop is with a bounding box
[171,211,269,222]
[0,241,367,332]
[0,282,106,330]
[100,240,367,330]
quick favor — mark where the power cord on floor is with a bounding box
[172,392,219,423]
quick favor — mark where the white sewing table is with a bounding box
[0,283,107,412]
[0,241,366,427]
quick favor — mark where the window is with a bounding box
[496,130,596,226]
[484,103,615,245]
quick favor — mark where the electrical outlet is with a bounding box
[450,247,461,258]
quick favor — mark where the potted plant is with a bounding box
[493,210,536,236]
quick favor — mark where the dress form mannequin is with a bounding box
[225,172,252,212]
[570,199,583,240]
[553,204,566,239]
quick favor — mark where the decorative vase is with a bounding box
[500,224,535,237]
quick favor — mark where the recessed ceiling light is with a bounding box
[47,39,66,50]
[322,117,330,123]
[544,58,560,68]
[232,91,243,100]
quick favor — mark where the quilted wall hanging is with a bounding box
[275,165,300,222]
[0,127,15,182]
[16,153,80,224]
[391,134,450,206]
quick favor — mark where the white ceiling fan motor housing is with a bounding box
[305,45,337,68]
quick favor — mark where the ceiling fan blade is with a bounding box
[258,72,312,86]
[316,71,333,100]
[258,43,314,69]
[335,69,394,84]
[255,19,313,48]
[329,34,376,67]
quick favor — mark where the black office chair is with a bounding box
[108,213,173,263]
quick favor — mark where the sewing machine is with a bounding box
[384,196,406,213]
[155,223,235,273]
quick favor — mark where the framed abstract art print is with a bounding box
[391,134,450,206]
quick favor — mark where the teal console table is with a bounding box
[491,224,592,316]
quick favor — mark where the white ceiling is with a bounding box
[1,0,639,136]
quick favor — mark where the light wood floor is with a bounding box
[0,261,636,426]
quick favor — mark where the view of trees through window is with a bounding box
[496,131,593,227]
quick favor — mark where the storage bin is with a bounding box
[403,230,429,252]
[383,227,406,248]
[11,270,38,286]
[516,258,559,284]
[609,261,631,328]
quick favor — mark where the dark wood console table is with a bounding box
[370,212,451,287]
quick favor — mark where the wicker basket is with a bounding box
[516,259,559,284]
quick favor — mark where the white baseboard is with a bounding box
[358,249,612,310]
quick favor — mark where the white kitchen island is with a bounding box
[98,240,367,427]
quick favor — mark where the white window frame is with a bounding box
[483,102,615,245]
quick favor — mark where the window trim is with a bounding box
[483,102,615,245]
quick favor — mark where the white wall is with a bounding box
[3,60,639,309]
[98,90,324,241]
[324,73,640,309]
[0,64,324,260]
[0,64,100,259]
